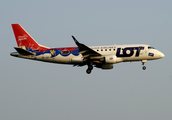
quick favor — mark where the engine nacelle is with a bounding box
[95,63,114,69]
[101,64,113,69]
[100,55,117,64]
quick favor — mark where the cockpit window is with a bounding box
[148,46,155,49]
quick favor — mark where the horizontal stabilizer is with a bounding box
[14,47,35,55]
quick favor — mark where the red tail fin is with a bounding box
[11,24,48,50]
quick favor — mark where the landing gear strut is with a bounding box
[86,64,93,74]
[142,60,147,70]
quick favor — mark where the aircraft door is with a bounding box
[139,46,145,56]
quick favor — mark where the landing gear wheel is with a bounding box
[86,64,93,74]
[86,69,92,74]
[141,60,147,70]
[142,66,146,70]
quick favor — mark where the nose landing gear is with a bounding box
[142,66,146,70]
[142,60,147,70]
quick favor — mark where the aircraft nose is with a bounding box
[159,52,165,58]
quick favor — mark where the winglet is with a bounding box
[72,35,79,44]
[71,35,102,57]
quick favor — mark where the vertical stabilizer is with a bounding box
[11,24,48,50]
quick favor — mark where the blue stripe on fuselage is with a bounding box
[25,47,80,57]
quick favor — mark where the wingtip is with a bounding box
[71,35,78,43]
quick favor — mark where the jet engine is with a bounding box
[95,63,113,69]
[101,64,113,69]
[100,55,117,64]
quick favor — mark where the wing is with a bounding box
[72,36,102,59]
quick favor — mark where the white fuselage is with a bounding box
[11,44,164,65]
[10,24,165,73]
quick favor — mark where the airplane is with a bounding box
[10,24,165,74]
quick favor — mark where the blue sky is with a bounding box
[0,0,172,120]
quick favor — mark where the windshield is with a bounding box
[148,46,155,49]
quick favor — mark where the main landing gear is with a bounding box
[86,64,93,74]
[142,60,147,70]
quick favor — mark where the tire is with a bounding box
[86,69,91,74]
[142,66,146,70]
